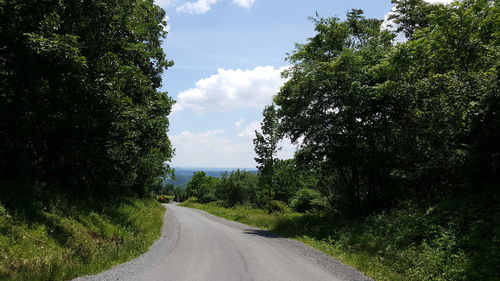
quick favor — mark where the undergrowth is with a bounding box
[181,191,500,281]
[0,197,165,281]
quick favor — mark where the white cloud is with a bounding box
[237,121,260,138]
[170,128,296,168]
[171,129,255,167]
[155,0,177,8]
[232,0,256,9]
[235,117,246,128]
[277,138,297,160]
[162,15,171,33]
[173,66,288,114]
[176,0,221,14]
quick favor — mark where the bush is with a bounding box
[198,192,216,203]
[290,188,328,213]
[157,195,170,203]
[268,200,290,213]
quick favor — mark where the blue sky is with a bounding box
[153,0,449,168]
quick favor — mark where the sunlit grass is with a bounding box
[0,198,165,281]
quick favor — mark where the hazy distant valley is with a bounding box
[164,167,257,187]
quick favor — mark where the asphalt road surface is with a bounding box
[74,204,372,281]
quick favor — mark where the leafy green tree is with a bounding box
[383,0,499,191]
[276,1,499,213]
[290,188,329,213]
[254,104,283,211]
[387,0,440,39]
[275,10,396,210]
[214,170,259,207]
[186,171,205,198]
[273,159,318,204]
[160,184,175,195]
[0,0,174,198]
[173,186,187,202]
[186,171,219,203]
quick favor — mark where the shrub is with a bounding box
[157,195,170,204]
[268,200,290,213]
[198,192,216,203]
[290,188,328,213]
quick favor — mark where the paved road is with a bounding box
[74,204,372,281]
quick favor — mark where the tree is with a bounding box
[185,172,217,202]
[214,170,258,207]
[0,0,174,198]
[388,0,439,39]
[384,0,500,190]
[275,11,396,211]
[275,1,499,213]
[254,104,283,211]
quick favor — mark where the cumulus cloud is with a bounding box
[232,0,256,9]
[235,117,297,163]
[237,121,260,138]
[170,128,296,168]
[162,15,171,33]
[235,117,246,128]
[176,0,221,14]
[173,66,288,114]
[171,129,255,167]
[155,0,177,8]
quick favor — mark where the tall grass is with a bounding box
[181,191,500,281]
[0,197,165,281]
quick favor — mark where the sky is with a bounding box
[153,0,452,168]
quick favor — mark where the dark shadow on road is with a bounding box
[242,228,280,238]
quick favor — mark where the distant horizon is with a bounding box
[171,166,258,171]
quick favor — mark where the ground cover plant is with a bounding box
[0,198,165,281]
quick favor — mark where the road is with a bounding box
[74,204,372,281]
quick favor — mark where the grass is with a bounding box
[0,197,165,281]
[180,191,500,281]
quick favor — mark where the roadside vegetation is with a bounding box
[179,1,500,280]
[181,192,499,281]
[1,1,173,280]
[0,198,165,281]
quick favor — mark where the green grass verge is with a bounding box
[180,191,500,281]
[0,197,165,281]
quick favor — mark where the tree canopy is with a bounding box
[0,0,174,198]
[274,0,499,211]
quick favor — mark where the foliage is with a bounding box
[214,170,259,207]
[254,104,283,211]
[173,186,188,202]
[290,188,329,213]
[185,171,219,203]
[0,0,174,198]
[273,159,318,204]
[274,9,398,210]
[273,1,500,212]
[0,198,164,281]
[156,195,170,203]
[267,200,290,213]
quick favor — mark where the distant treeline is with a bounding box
[162,168,257,187]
